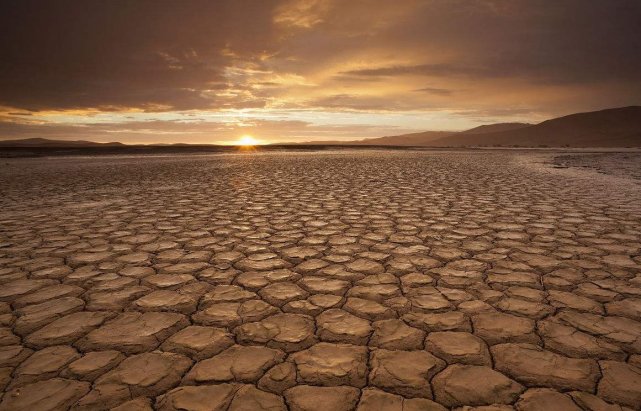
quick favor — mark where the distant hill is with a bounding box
[293,125,529,146]
[0,138,125,147]
[361,131,454,146]
[294,131,452,146]
[4,106,641,148]
[459,122,531,135]
[428,106,641,147]
[296,106,641,147]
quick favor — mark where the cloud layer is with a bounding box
[1,0,640,142]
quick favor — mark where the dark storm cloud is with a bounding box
[366,0,641,85]
[0,0,280,111]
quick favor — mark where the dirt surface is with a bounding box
[1,150,640,410]
[552,152,641,181]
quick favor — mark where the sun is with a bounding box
[237,135,261,146]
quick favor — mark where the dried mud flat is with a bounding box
[1,149,641,411]
[552,152,641,182]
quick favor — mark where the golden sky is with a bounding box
[1,0,640,144]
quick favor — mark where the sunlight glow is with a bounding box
[237,135,262,146]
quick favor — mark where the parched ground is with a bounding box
[552,152,641,181]
[0,150,640,411]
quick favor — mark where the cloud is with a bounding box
[1,0,640,141]
[414,88,453,96]
[0,1,281,111]
[340,64,492,78]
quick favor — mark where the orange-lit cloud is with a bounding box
[1,0,640,143]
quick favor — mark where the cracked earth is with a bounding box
[1,149,640,411]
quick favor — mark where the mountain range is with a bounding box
[290,106,641,147]
[0,138,125,147]
[424,106,641,147]
[296,106,641,147]
[1,106,640,148]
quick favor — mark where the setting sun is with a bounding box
[237,135,261,146]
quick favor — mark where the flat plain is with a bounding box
[1,149,640,411]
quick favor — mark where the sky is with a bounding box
[1,0,640,144]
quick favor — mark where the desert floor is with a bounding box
[0,149,640,410]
